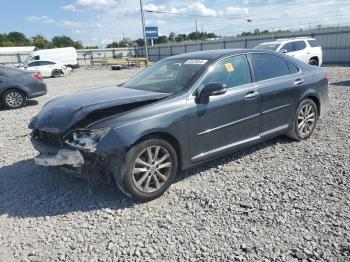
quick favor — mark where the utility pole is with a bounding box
[195,20,199,41]
[139,0,149,60]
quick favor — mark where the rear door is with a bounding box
[188,54,260,162]
[249,52,301,138]
[0,72,8,91]
[37,61,53,77]
[292,41,309,64]
[27,61,40,71]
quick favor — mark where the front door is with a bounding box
[188,54,260,162]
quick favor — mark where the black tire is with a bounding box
[287,98,318,141]
[122,138,178,201]
[2,89,27,109]
[309,58,319,66]
[52,69,61,78]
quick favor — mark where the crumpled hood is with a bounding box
[29,86,170,133]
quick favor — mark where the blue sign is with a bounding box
[145,26,158,40]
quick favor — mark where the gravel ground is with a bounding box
[0,66,349,262]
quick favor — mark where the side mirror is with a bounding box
[197,82,227,104]
[279,49,288,53]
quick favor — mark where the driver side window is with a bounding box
[197,55,252,93]
[281,42,295,53]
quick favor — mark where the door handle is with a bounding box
[294,79,304,86]
[245,91,257,99]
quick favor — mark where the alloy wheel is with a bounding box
[5,91,24,108]
[297,103,316,137]
[132,145,172,193]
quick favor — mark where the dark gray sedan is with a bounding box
[29,49,329,201]
[0,65,47,109]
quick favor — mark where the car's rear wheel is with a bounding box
[309,58,319,66]
[52,69,61,78]
[287,98,318,140]
[122,138,178,201]
[2,89,27,109]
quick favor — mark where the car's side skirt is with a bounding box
[260,124,289,138]
[191,135,260,162]
[191,124,289,163]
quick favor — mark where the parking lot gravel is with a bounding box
[0,66,349,261]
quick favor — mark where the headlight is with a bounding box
[64,127,111,152]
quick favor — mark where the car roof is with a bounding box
[259,37,316,45]
[166,49,257,61]
[0,65,30,75]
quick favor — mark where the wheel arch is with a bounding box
[131,131,183,170]
[309,56,319,63]
[303,94,321,117]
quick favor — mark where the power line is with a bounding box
[145,9,349,22]
[246,0,325,18]
[144,9,250,21]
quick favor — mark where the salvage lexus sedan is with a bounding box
[29,49,329,201]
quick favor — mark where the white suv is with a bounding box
[254,37,323,66]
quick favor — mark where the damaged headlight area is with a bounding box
[64,127,111,152]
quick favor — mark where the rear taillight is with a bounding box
[32,73,43,81]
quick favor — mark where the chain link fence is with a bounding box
[1,26,349,66]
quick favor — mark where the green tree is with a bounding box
[175,34,188,42]
[106,41,119,48]
[0,34,9,46]
[1,41,15,47]
[85,45,98,49]
[74,40,83,49]
[168,32,176,42]
[31,34,49,49]
[156,36,169,44]
[118,38,133,47]
[188,31,200,41]
[133,38,144,47]
[207,32,218,38]
[52,35,76,48]
[7,31,30,45]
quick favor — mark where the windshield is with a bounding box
[255,43,280,51]
[23,56,32,65]
[124,58,208,93]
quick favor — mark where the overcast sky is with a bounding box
[1,0,350,46]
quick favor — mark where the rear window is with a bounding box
[251,53,289,81]
[308,39,321,47]
[287,61,300,74]
[281,42,295,53]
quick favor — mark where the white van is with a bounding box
[23,47,79,69]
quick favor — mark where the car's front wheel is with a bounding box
[287,98,318,140]
[122,138,178,201]
[2,89,27,109]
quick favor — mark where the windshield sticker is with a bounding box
[184,59,208,65]
[225,63,234,72]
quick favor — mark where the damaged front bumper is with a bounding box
[34,149,85,167]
